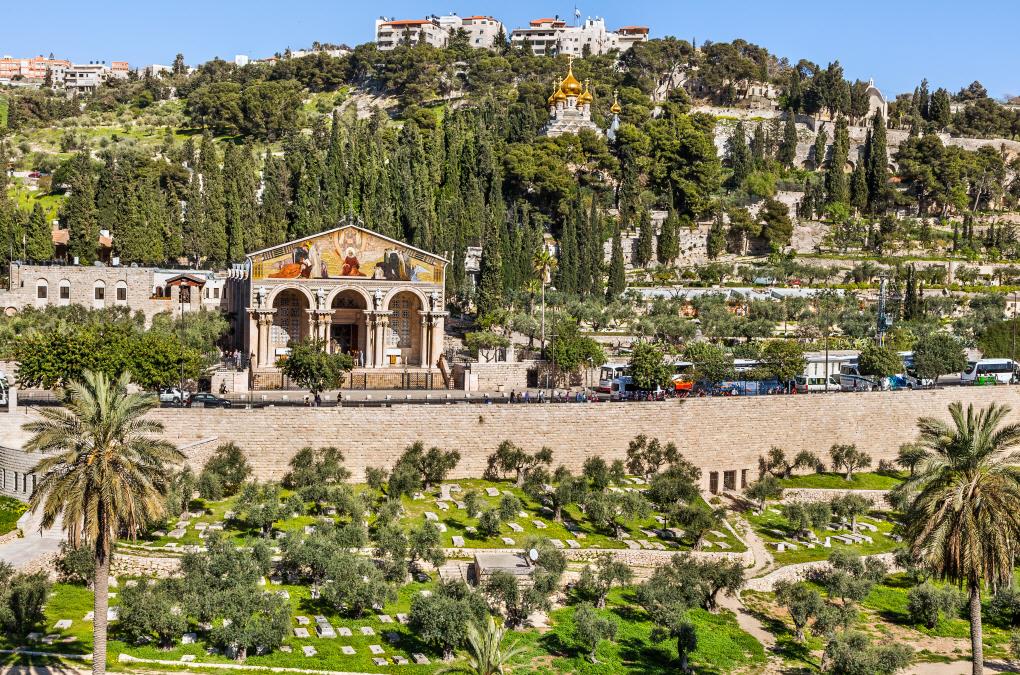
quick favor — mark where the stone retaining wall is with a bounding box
[780,488,891,508]
[744,552,898,592]
[2,386,1017,493]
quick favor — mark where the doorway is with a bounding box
[332,323,359,358]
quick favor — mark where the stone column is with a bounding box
[318,312,333,351]
[430,312,448,367]
[249,309,276,368]
[374,313,391,368]
[419,313,430,367]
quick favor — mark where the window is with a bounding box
[723,470,737,491]
[390,296,414,348]
[116,286,127,301]
[213,287,220,299]
[741,469,749,489]
[36,282,47,299]
[94,285,105,300]
[709,471,719,494]
[59,281,70,300]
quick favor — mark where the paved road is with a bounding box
[0,509,64,570]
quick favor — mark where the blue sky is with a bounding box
[2,1,1016,98]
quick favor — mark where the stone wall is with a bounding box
[0,442,40,500]
[2,386,1014,492]
[781,488,891,508]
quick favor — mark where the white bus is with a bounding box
[597,363,630,394]
[796,352,858,393]
[961,359,1018,385]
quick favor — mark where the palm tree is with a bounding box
[445,616,526,675]
[24,370,183,675]
[532,247,557,354]
[894,402,1020,675]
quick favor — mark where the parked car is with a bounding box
[186,392,232,408]
[158,387,190,405]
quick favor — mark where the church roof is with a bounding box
[245,224,449,265]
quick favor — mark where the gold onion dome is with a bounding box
[577,80,594,105]
[610,90,622,114]
[559,58,583,97]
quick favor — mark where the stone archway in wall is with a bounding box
[330,289,368,365]
[385,290,423,367]
[271,288,310,356]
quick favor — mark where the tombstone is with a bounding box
[507,522,523,533]
[465,526,477,534]
[338,627,352,637]
[413,653,431,665]
[258,576,267,586]
[361,626,375,636]
[625,540,641,550]
[195,522,208,531]
[370,644,385,654]
[168,529,186,539]
[27,632,42,641]
[280,646,292,653]
[180,655,196,662]
[776,542,786,552]
[533,520,547,530]
[436,501,450,511]
[107,608,119,621]
[373,658,388,666]
[302,646,317,657]
[277,590,290,600]
[341,646,356,655]
[393,655,409,665]
[638,539,653,549]
[294,627,310,638]
[54,619,72,630]
[823,537,832,547]
[501,537,515,546]
[455,501,466,510]
[567,539,580,549]
[315,621,336,639]
[181,632,197,644]
[452,536,465,547]
[550,539,564,549]
[303,525,316,535]
[424,511,439,522]
[396,613,409,624]
[296,616,310,626]
[437,523,447,533]
[378,614,393,623]
[486,487,500,497]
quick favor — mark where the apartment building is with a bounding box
[510,16,648,56]
[375,13,504,50]
[63,61,129,93]
[0,56,71,81]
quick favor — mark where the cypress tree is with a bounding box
[725,120,751,189]
[476,216,504,317]
[164,183,183,261]
[25,202,53,261]
[182,163,205,263]
[825,117,850,205]
[749,123,767,170]
[812,128,828,171]
[557,211,579,295]
[657,209,680,265]
[635,208,654,268]
[584,194,604,298]
[259,150,290,248]
[706,215,726,260]
[606,222,626,300]
[777,113,798,168]
[62,150,99,264]
[223,144,258,262]
[198,135,228,265]
[865,111,890,213]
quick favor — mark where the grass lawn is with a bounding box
[125,478,745,555]
[746,508,899,565]
[778,471,905,491]
[0,496,27,535]
[4,580,766,674]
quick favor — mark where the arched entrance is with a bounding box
[386,290,423,366]
[271,288,309,356]
[330,290,367,365]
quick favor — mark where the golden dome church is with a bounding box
[541,57,603,137]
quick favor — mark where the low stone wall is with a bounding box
[448,546,752,568]
[111,554,182,578]
[780,488,891,508]
[744,552,898,592]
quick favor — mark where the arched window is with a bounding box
[115,280,128,303]
[93,280,106,308]
[34,279,48,306]
[58,279,71,303]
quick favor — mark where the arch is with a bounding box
[34,278,49,306]
[383,286,429,312]
[385,290,424,366]
[58,279,71,304]
[271,288,310,348]
[328,286,371,310]
[266,284,315,309]
[115,280,128,304]
[93,280,106,308]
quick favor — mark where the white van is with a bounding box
[961,359,1017,385]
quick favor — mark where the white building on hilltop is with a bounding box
[375,14,504,51]
[510,16,648,56]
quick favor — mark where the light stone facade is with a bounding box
[0,263,228,325]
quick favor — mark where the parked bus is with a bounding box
[961,359,1018,385]
[901,351,934,388]
[795,352,858,393]
[839,363,907,391]
[596,363,629,394]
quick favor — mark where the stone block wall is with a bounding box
[2,387,1017,493]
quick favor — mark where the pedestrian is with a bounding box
[314,392,321,407]
[303,394,310,406]
[523,391,530,403]
[337,391,343,406]
[510,389,516,403]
